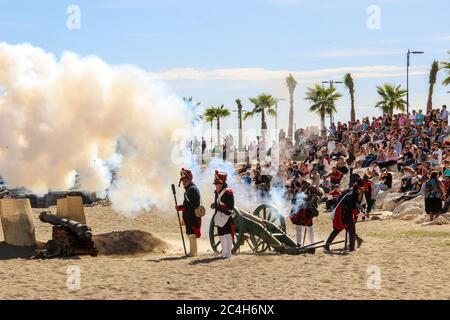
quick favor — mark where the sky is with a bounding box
[1,0,449,141]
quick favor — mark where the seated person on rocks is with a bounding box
[309,168,321,187]
[329,166,343,187]
[313,156,327,177]
[368,161,381,177]
[374,168,392,196]
[336,156,349,175]
[379,146,398,169]
[394,175,426,203]
[320,176,333,194]
[397,145,415,171]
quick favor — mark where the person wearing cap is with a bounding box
[211,170,235,258]
[323,179,365,253]
[176,168,202,257]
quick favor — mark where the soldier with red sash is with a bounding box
[324,179,365,253]
[175,168,201,257]
[211,170,235,258]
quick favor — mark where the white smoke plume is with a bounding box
[0,42,193,215]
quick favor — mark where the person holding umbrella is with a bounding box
[175,168,202,257]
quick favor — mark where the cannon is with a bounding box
[39,211,92,241]
[209,204,343,255]
[32,211,97,258]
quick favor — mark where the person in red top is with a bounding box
[329,166,343,186]
[324,179,365,253]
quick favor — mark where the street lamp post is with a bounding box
[322,80,343,125]
[407,49,424,114]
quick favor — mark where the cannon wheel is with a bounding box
[253,204,286,231]
[250,204,286,253]
[209,209,244,255]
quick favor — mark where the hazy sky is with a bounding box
[1,0,449,139]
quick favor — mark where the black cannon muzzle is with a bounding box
[39,211,92,241]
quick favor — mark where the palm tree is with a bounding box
[305,85,342,137]
[286,74,298,141]
[426,60,440,113]
[235,99,244,152]
[183,96,202,123]
[203,105,231,147]
[344,73,356,122]
[442,51,450,86]
[375,84,407,116]
[244,93,278,140]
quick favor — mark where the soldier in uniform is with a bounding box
[324,178,365,253]
[211,170,235,258]
[175,168,201,257]
[289,185,321,251]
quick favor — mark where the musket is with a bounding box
[171,184,188,256]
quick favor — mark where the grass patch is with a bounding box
[437,242,450,248]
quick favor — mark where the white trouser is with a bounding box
[295,225,315,246]
[220,234,233,258]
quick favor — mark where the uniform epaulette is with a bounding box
[225,188,233,195]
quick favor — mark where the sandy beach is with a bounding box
[1,203,449,300]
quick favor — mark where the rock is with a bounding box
[392,206,426,220]
[382,193,402,211]
[393,199,425,215]
[414,214,428,224]
[421,216,450,226]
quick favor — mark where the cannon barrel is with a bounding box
[39,211,92,241]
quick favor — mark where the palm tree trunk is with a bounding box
[320,111,326,137]
[216,117,221,147]
[210,121,213,149]
[427,84,434,113]
[261,110,267,145]
[350,92,356,122]
[288,93,294,141]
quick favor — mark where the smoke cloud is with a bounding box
[0,42,192,215]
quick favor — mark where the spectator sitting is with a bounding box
[313,156,327,177]
[374,168,392,196]
[309,168,320,187]
[336,157,349,175]
[329,166,343,186]
[379,146,398,169]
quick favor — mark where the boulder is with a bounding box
[392,206,426,220]
[393,198,425,215]
[421,216,450,226]
[382,192,403,211]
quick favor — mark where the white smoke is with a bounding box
[0,42,194,215]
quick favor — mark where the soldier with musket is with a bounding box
[289,185,322,251]
[324,178,365,253]
[175,168,202,257]
[211,170,235,258]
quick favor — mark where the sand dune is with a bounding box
[1,205,449,300]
